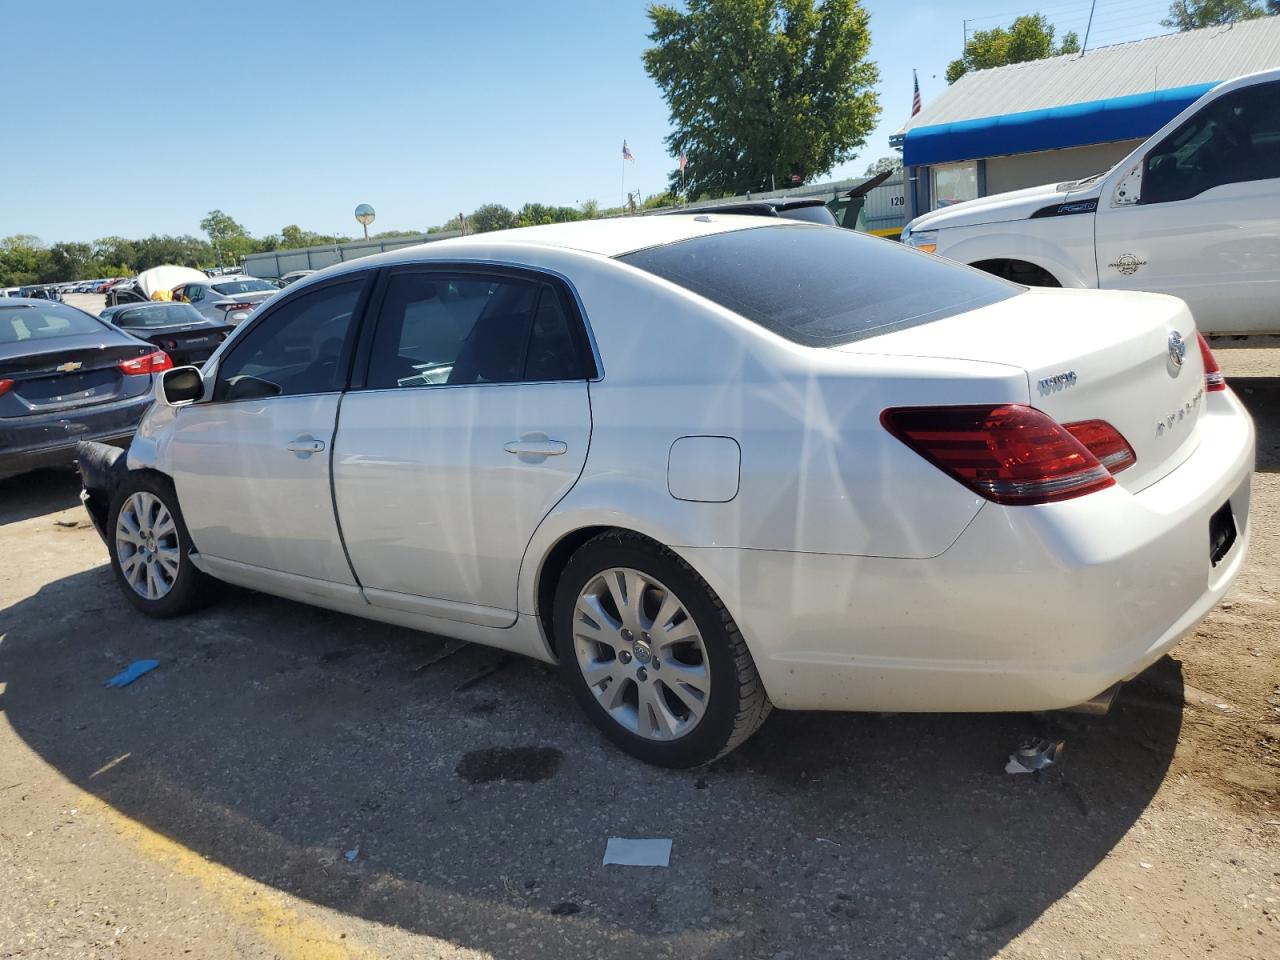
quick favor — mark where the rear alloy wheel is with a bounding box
[573,567,712,741]
[554,533,771,766]
[107,472,214,618]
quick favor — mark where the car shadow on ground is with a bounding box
[1,560,1183,960]
[1230,377,1280,473]
[0,466,82,525]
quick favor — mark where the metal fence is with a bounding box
[241,231,462,279]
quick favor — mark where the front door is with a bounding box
[334,267,596,625]
[1095,79,1280,334]
[167,274,371,585]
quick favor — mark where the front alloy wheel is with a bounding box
[115,491,181,600]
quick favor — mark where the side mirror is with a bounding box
[159,366,204,407]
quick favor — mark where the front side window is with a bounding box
[214,278,364,401]
[1143,81,1280,205]
[619,223,1019,347]
[366,272,591,389]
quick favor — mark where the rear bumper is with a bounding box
[0,393,152,481]
[680,388,1256,712]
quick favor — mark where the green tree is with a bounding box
[45,242,97,281]
[946,14,1080,84]
[864,156,901,176]
[514,203,583,227]
[1162,0,1272,29]
[643,0,879,198]
[199,209,254,265]
[469,203,518,233]
[0,235,48,286]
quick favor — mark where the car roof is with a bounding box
[353,214,776,267]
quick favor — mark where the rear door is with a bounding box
[1095,79,1280,334]
[167,273,372,586]
[334,266,595,625]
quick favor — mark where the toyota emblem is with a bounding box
[1168,331,1186,369]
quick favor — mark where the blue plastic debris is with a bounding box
[105,660,160,688]
[344,847,360,863]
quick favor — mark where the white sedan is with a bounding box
[77,216,1254,767]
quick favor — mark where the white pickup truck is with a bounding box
[902,68,1280,335]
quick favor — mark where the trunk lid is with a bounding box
[0,334,153,416]
[837,288,1206,492]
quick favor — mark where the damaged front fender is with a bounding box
[76,440,130,545]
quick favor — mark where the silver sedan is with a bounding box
[170,275,278,326]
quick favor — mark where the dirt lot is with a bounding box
[1,345,1277,960]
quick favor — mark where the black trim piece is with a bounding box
[1029,199,1098,219]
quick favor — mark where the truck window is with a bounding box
[1142,80,1280,205]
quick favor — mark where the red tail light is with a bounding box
[118,350,173,376]
[881,404,1115,505]
[1196,332,1225,392]
[0,378,12,398]
[217,302,254,313]
[1063,420,1136,474]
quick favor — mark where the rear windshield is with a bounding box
[618,223,1020,346]
[116,304,205,327]
[212,279,275,295]
[0,304,104,344]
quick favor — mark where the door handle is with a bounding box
[286,435,326,456]
[504,438,568,458]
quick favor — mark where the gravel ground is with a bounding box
[0,343,1276,960]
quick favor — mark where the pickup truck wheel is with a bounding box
[108,472,214,618]
[553,532,772,767]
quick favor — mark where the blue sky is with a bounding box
[6,0,1171,242]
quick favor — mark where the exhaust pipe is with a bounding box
[1064,682,1121,715]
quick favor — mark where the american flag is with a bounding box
[911,69,922,117]
[678,151,687,174]
[622,140,635,161]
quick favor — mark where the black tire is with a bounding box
[106,471,215,618]
[553,531,772,767]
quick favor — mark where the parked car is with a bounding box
[171,275,278,326]
[902,67,1280,335]
[99,302,233,367]
[676,196,838,225]
[77,217,1253,767]
[0,298,170,480]
[278,269,317,287]
[104,281,149,307]
[18,285,62,302]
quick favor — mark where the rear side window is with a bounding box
[618,224,1019,347]
[366,272,593,389]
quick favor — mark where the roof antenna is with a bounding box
[1079,0,1096,58]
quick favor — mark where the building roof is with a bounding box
[904,16,1280,167]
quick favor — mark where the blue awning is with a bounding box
[903,82,1217,167]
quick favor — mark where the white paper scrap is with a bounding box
[603,837,672,867]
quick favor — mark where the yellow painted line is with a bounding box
[868,226,903,237]
[78,791,381,960]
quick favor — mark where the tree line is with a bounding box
[0,196,664,287]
